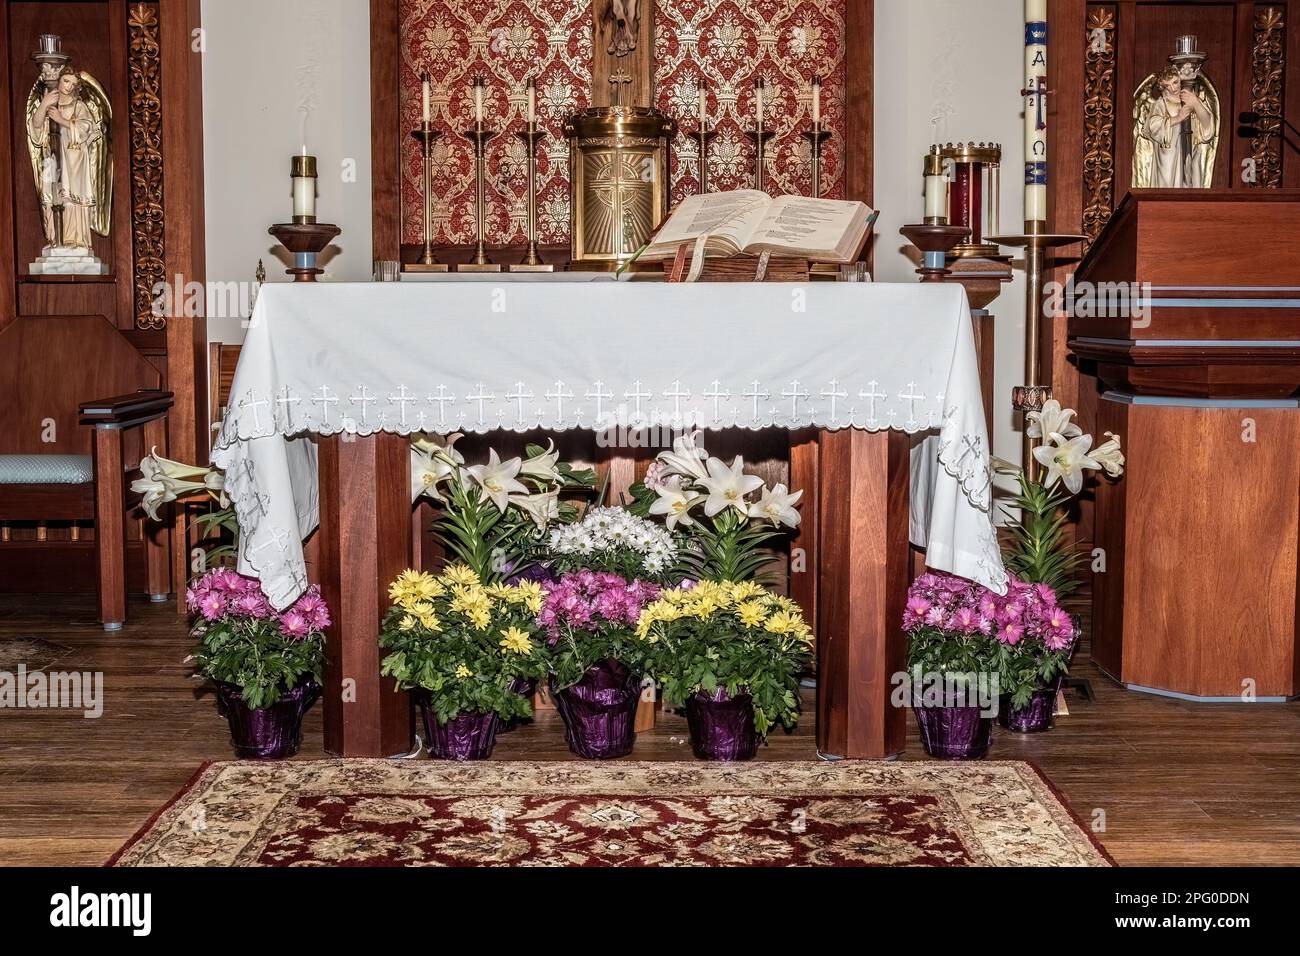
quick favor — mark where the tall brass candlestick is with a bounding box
[510,124,553,271]
[406,122,448,272]
[745,129,776,192]
[460,124,500,271]
[801,124,832,198]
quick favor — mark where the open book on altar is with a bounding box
[639,190,878,265]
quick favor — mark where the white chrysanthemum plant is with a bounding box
[995,399,1126,597]
[628,431,803,583]
[410,434,596,583]
[547,505,677,581]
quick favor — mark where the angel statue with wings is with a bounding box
[27,63,112,262]
[1132,37,1219,189]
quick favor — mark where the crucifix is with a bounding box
[592,0,651,107]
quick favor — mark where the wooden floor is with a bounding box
[2,592,1299,866]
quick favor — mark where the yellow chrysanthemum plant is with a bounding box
[637,580,813,738]
[379,565,549,727]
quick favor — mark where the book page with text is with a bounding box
[743,196,868,259]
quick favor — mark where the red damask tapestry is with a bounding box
[399,0,846,247]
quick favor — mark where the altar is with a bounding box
[213,279,1004,760]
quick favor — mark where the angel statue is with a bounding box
[1132,36,1219,189]
[27,63,112,269]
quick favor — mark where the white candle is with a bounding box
[755,81,764,127]
[474,81,483,124]
[422,74,431,124]
[1024,0,1048,224]
[292,151,316,221]
[527,79,536,124]
[812,78,821,127]
[698,83,707,129]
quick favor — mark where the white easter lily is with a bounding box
[656,430,710,481]
[1026,399,1082,441]
[508,489,560,531]
[1033,432,1101,495]
[648,475,703,530]
[1090,431,1126,478]
[748,483,804,528]
[519,439,562,482]
[132,449,219,520]
[467,448,529,512]
[698,456,765,518]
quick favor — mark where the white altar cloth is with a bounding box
[213,281,1007,608]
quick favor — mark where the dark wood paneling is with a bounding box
[0,1,14,328]
[844,0,873,267]
[370,0,401,263]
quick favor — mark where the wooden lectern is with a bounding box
[1069,190,1300,700]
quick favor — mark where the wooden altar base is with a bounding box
[314,428,912,760]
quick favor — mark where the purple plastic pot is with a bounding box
[497,676,538,735]
[419,700,499,761]
[685,688,760,761]
[551,658,640,759]
[914,702,993,760]
[999,684,1059,733]
[215,680,318,760]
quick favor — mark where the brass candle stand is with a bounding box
[459,124,501,272]
[987,222,1086,476]
[744,129,777,192]
[899,223,970,282]
[510,124,553,272]
[801,124,832,198]
[268,222,342,282]
[405,122,449,273]
[695,127,717,194]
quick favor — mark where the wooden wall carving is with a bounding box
[128,1,165,330]
[1249,5,1285,189]
[1082,6,1116,249]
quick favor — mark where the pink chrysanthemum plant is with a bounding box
[627,430,803,583]
[186,568,329,710]
[903,570,1076,710]
[539,569,662,690]
[998,399,1126,598]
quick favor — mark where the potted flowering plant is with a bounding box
[546,505,678,582]
[539,570,661,759]
[992,577,1077,732]
[187,568,328,759]
[379,565,548,760]
[995,399,1125,730]
[637,580,812,761]
[411,435,595,583]
[630,431,803,582]
[903,571,1002,760]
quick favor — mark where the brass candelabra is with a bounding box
[460,123,501,272]
[510,123,552,271]
[801,123,832,198]
[406,122,449,272]
[744,128,776,193]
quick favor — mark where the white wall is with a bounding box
[199,0,1028,467]
[875,0,1027,467]
[201,0,373,343]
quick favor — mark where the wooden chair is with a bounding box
[0,315,173,629]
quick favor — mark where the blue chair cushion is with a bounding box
[0,454,94,485]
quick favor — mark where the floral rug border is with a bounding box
[108,759,1114,868]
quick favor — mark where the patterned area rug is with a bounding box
[110,760,1112,867]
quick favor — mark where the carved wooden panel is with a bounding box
[127,2,164,330]
[1083,6,1115,249]
[1249,5,1285,189]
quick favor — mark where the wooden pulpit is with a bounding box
[1069,189,1300,700]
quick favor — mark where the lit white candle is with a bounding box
[755,80,764,126]
[1024,0,1048,224]
[812,77,821,127]
[474,80,484,124]
[527,79,536,124]
[292,149,317,221]
[421,73,431,125]
[698,82,707,129]
[924,148,946,221]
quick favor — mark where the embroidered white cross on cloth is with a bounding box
[213,281,1008,608]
